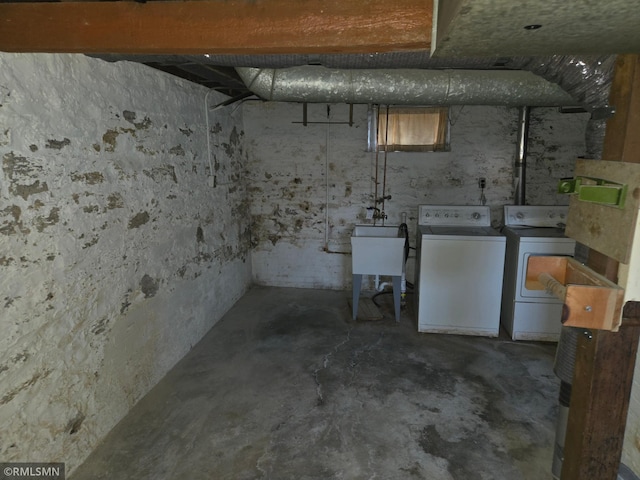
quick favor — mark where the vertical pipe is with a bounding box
[325,106,330,250]
[381,105,390,225]
[373,106,380,226]
[514,106,531,205]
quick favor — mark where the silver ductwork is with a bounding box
[514,106,531,205]
[236,66,579,106]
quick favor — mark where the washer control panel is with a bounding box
[418,205,491,227]
[504,205,568,227]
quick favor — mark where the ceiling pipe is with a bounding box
[236,66,579,106]
[514,106,531,205]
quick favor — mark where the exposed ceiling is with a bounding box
[1,0,640,99]
[433,0,640,57]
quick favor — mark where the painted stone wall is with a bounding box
[244,101,589,289]
[0,54,251,473]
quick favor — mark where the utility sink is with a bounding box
[351,225,405,276]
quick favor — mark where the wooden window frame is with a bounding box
[368,105,450,152]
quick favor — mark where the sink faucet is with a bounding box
[373,209,387,220]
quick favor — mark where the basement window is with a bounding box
[368,106,450,152]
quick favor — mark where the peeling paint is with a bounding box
[45,138,70,150]
[140,274,159,298]
[83,205,99,214]
[128,211,150,229]
[65,412,85,435]
[0,256,15,266]
[0,205,28,236]
[106,193,124,210]
[0,52,252,476]
[0,369,52,405]
[143,166,177,184]
[3,152,38,180]
[169,145,185,156]
[123,111,152,130]
[71,172,104,185]
[120,291,132,314]
[102,130,118,152]
[91,318,109,335]
[12,352,29,363]
[82,235,99,249]
[13,181,49,201]
[34,207,60,232]
[244,102,587,289]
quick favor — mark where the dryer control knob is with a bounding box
[472,212,481,220]
[516,212,524,220]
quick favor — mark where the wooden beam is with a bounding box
[0,0,432,55]
[562,54,640,480]
[603,55,640,162]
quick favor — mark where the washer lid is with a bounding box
[421,225,503,237]
[503,226,568,239]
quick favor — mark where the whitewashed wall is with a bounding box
[0,54,251,473]
[244,102,589,289]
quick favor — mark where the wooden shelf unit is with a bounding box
[526,256,625,331]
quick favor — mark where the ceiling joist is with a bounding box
[0,0,432,55]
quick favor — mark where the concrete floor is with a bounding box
[71,287,559,480]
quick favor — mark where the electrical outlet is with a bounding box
[478,177,486,189]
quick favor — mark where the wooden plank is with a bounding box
[562,326,640,479]
[623,301,640,326]
[0,0,432,54]
[564,285,623,331]
[562,54,640,480]
[526,256,624,330]
[603,56,640,163]
[564,159,640,264]
[525,255,568,289]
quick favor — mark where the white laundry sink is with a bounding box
[351,225,405,276]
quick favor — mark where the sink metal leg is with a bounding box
[352,274,363,320]
[392,275,401,322]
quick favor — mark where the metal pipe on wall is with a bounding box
[514,106,531,205]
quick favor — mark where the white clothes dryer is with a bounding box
[500,205,576,341]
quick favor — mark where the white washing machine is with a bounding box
[415,205,506,336]
[500,205,576,342]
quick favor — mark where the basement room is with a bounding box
[2,1,640,480]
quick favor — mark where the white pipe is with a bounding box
[375,275,392,292]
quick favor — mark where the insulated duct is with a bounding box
[505,56,615,159]
[236,66,579,106]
